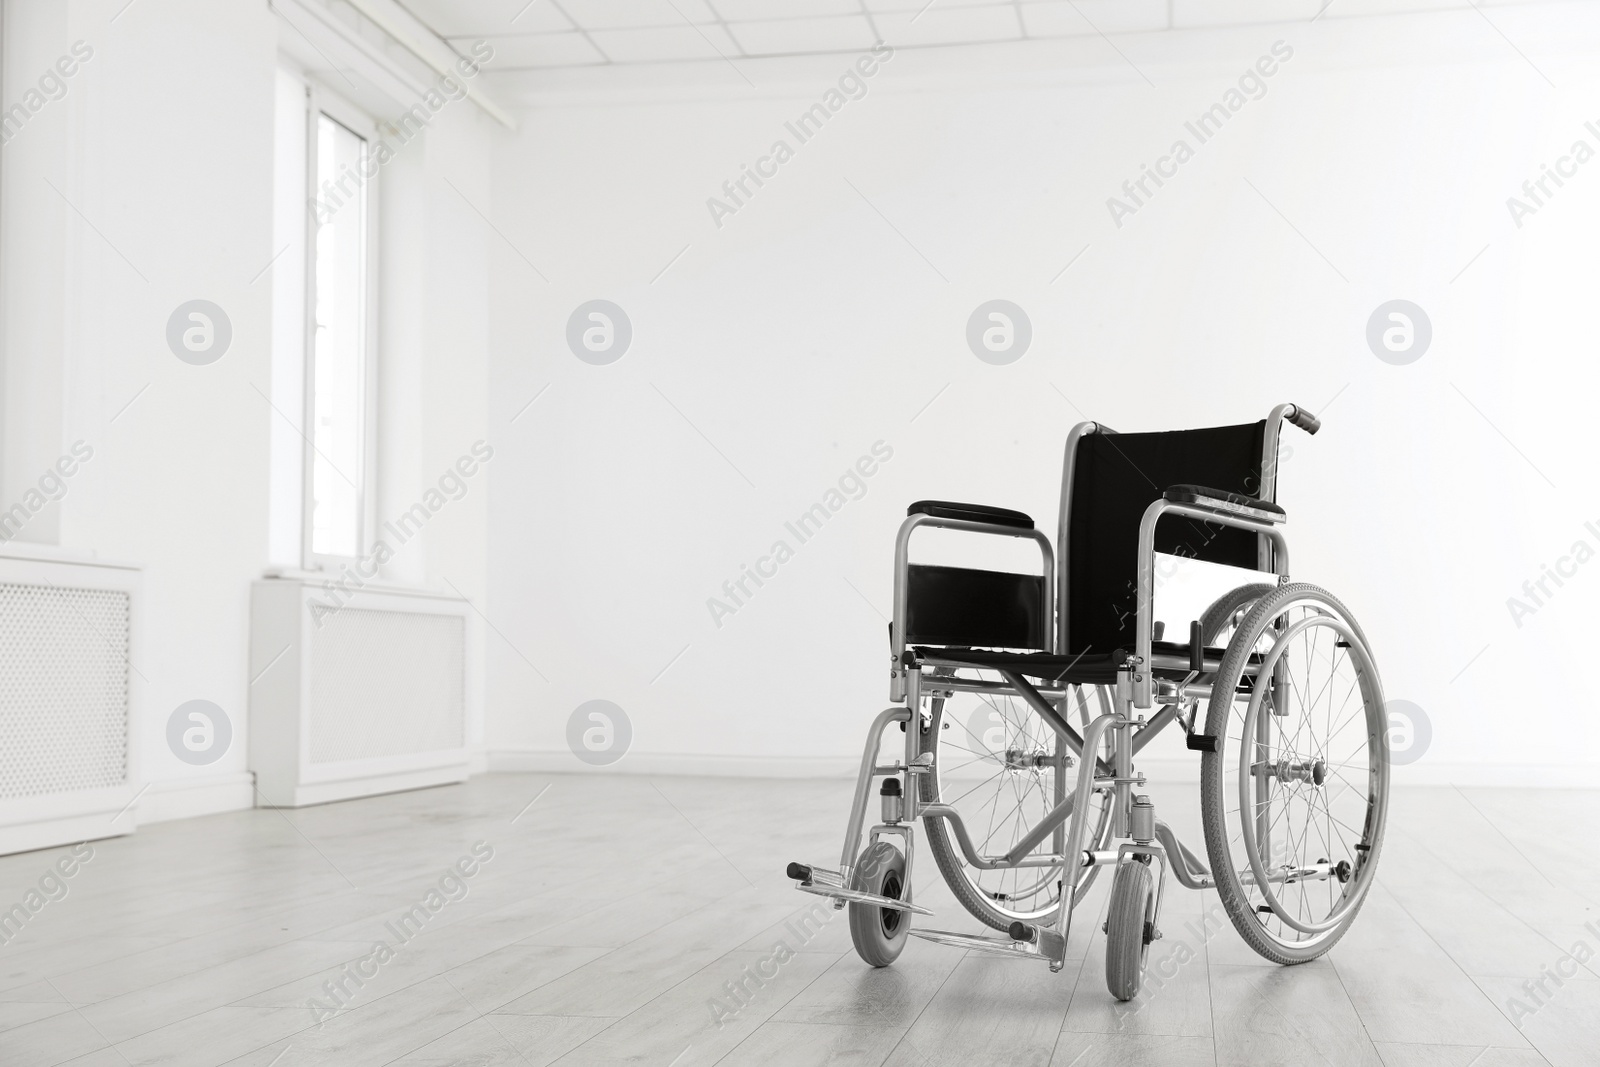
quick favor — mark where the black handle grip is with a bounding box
[1190,621,1203,675]
[786,862,812,882]
[1288,406,1321,434]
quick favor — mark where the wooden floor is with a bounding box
[0,775,1596,1067]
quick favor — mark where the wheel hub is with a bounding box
[1003,747,1052,771]
[1272,757,1327,785]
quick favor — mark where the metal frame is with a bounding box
[888,512,1054,702]
[793,402,1344,979]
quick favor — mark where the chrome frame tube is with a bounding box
[917,804,1071,870]
[903,668,921,822]
[840,706,912,873]
[1134,500,1290,709]
[997,669,1111,775]
[1261,404,1294,572]
[1055,421,1106,655]
[892,512,1056,701]
[1047,710,1119,962]
[996,703,1172,867]
[1154,819,1215,890]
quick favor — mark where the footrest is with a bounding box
[794,881,934,915]
[787,861,845,890]
[908,928,1056,961]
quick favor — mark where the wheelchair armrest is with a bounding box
[907,500,1033,530]
[1163,485,1285,524]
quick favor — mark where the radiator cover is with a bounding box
[0,551,141,856]
[307,605,465,763]
[250,579,475,807]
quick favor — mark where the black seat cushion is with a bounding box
[910,646,1124,686]
[907,500,1033,530]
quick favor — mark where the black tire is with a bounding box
[1105,859,1155,1001]
[1199,583,1388,965]
[1198,583,1277,646]
[848,841,909,967]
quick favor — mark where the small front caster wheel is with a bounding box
[1105,859,1156,1001]
[848,841,908,967]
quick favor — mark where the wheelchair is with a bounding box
[786,404,1389,1000]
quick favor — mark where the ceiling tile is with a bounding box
[587,23,743,62]
[861,0,1015,11]
[1169,0,1325,27]
[558,0,718,30]
[871,3,1021,47]
[399,0,566,37]
[1024,0,1167,36]
[478,30,604,67]
[730,15,879,55]
[713,0,864,18]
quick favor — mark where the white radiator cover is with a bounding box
[0,548,141,856]
[250,578,476,807]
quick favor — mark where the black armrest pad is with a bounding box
[908,500,1034,530]
[1164,485,1285,518]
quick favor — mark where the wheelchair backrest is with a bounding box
[1062,420,1271,657]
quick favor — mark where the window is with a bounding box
[302,91,378,570]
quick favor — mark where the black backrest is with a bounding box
[1066,421,1268,657]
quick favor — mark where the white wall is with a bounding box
[0,0,494,821]
[484,3,1600,784]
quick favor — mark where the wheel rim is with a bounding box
[929,685,1113,923]
[880,869,903,936]
[1216,598,1387,950]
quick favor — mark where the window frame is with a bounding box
[300,84,381,574]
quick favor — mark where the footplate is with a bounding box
[787,861,934,916]
[907,928,1060,962]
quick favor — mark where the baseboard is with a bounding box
[487,750,859,778]
[137,772,257,824]
[259,764,470,808]
[1383,762,1600,788]
[487,750,1600,788]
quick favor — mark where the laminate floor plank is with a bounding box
[0,775,1589,1067]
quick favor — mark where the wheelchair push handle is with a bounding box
[1286,405,1321,435]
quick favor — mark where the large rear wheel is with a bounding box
[1200,583,1389,964]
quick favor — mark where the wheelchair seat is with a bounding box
[909,645,1125,686]
[908,640,1243,687]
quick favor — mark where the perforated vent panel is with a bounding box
[308,606,465,763]
[0,583,130,801]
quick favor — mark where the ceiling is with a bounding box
[395,0,1551,72]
